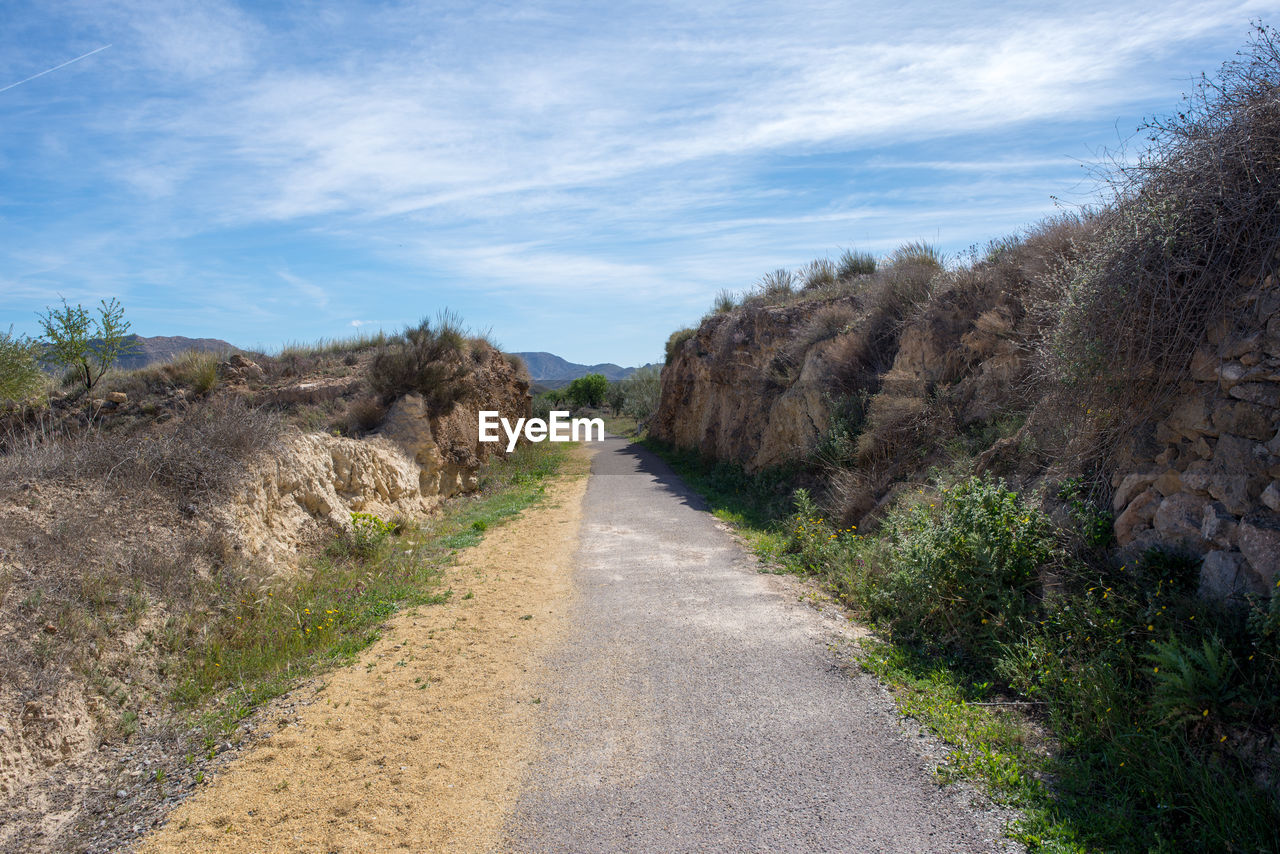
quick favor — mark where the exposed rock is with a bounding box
[1222,334,1261,360]
[227,346,529,574]
[652,302,848,470]
[262,378,361,406]
[1115,488,1161,547]
[1201,502,1238,548]
[1153,468,1183,496]
[1190,348,1218,382]
[106,391,128,405]
[226,432,433,571]
[1199,550,1259,600]
[1217,361,1248,387]
[1237,516,1280,592]
[1113,472,1159,513]
[1181,460,1214,493]
[1160,393,1213,441]
[1207,474,1253,515]
[1262,481,1280,512]
[1228,382,1280,407]
[1214,432,1264,472]
[1152,492,1211,552]
[221,354,266,384]
[1210,401,1273,440]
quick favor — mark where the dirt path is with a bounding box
[140,454,591,854]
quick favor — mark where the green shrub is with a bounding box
[348,512,396,558]
[869,475,1053,665]
[612,365,661,420]
[800,258,837,290]
[837,248,877,279]
[757,268,794,301]
[888,241,944,269]
[0,327,43,402]
[1147,635,1240,726]
[1057,476,1114,549]
[170,350,220,395]
[367,314,471,414]
[712,289,736,314]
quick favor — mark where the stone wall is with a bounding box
[1111,279,1280,600]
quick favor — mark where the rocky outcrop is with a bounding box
[227,346,530,574]
[1109,278,1280,600]
[651,301,841,470]
[652,280,1027,473]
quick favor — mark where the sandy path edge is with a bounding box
[140,449,592,854]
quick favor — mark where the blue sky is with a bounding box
[0,1,1273,366]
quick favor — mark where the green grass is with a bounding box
[168,440,573,746]
[601,414,641,438]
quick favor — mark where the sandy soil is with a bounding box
[139,451,591,854]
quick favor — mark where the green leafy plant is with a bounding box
[348,512,396,558]
[1147,635,1240,726]
[565,373,608,408]
[862,475,1052,667]
[0,326,43,402]
[611,365,662,420]
[37,297,138,391]
[1057,477,1115,549]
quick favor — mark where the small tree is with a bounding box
[616,365,661,420]
[0,326,43,402]
[38,297,138,391]
[565,373,608,408]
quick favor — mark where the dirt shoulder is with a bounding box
[139,447,592,853]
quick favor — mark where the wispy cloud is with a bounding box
[276,270,330,310]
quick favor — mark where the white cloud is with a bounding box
[87,0,1252,235]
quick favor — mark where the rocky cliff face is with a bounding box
[652,272,1028,475]
[653,268,1280,602]
[0,343,531,817]
[652,300,843,470]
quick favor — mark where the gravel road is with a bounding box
[502,437,1012,853]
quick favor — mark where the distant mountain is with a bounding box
[513,352,656,388]
[113,335,241,370]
